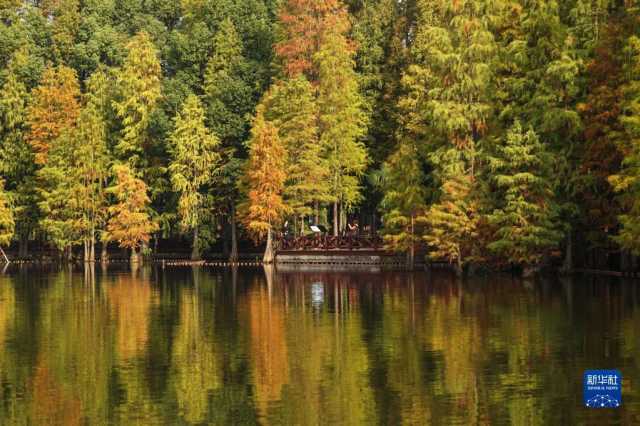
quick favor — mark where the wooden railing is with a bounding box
[277,234,384,251]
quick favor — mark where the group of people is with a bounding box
[281,220,362,237]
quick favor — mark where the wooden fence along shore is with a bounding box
[2,234,640,277]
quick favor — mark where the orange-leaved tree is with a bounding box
[26,65,80,165]
[242,107,288,263]
[276,0,350,80]
[106,164,158,263]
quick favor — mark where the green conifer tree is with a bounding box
[402,0,499,270]
[0,180,14,263]
[169,94,221,260]
[316,29,368,236]
[113,31,162,170]
[420,150,479,275]
[0,49,38,258]
[381,141,426,269]
[262,76,331,233]
[609,36,640,255]
[487,122,563,271]
[203,18,253,145]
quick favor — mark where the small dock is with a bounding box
[275,249,408,268]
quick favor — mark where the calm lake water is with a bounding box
[0,265,639,425]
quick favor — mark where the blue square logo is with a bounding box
[584,370,622,408]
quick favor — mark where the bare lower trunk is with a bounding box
[333,202,338,237]
[314,201,319,225]
[455,256,463,277]
[230,205,238,263]
[300,215,305,235]
[191,227,201,260]
[407,215,415,271]
[101,242,108,263]
[562,230,573,273]
[264,228,275,264]
[19,235,27,258]
[90,234,95,263]
[141,240,148,261]
[222,216,230,258]
[130,248,139,264]
[84,240,89,263]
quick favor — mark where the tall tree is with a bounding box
[47,0,81,64]
[242,108,288,263]
[261,76,331,233]
[0,180,14,263]
[106,164,158,263]
[316,28,369,235]
[420,151,480,275]
[203,18,253,145]
[203,18,255,261]
[487,122,562,272]
[74,104,111,262]
[169,94,221,260]
[400,0,499,269]
[381,140,426,269]
[276,0,350,80]
[0,49,37,257]
[112,31,162,170]
[496,0,583,265]
[26,65,80,165]
[609,35,640,255]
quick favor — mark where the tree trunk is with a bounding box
[84,240,89,263]
[264,228,275,264]
[222,216,230,259]
[101,241,108,263]
[333,201,338,237]
[230,204,238,263]
[191,227,200,260]
[300,215,305,236]
[314,201,319,225]
[407,215,415,271]
[455,256,463,277]
[371,213,377,236]
[18,235,27,258]
[90,234,95,263]
[141,240,149,261]
[130,248,139,264]
[562,230,573,273]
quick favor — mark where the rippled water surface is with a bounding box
[0,265,639,425]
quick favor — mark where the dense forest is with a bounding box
[0,0,639,272]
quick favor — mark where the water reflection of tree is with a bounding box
[243,268,289,419]
[107,273,158,361]
[1,268,640,424]
[170,288,220,423]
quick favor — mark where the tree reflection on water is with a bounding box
[0,266,638,425]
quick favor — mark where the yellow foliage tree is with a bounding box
[106,164,158,263]
[26,65,80,165]
[243,108,288,263]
